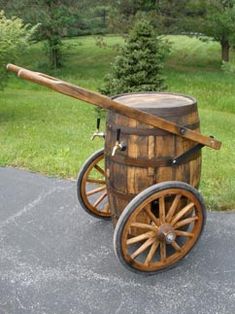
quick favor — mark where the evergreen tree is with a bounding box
[101,19,168,96]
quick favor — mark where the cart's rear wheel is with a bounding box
[77,149,111,219]
[114,181,206,274]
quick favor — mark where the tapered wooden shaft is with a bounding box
[6,64,221,150]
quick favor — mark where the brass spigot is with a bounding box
[111,142,126,156]
[91,118,105,141]
[111,129,127,156]
[91,131,105,141]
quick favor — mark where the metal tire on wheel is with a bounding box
[77,148,111,220]
[114,181,206,274]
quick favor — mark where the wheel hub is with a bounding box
[157,224,176,244]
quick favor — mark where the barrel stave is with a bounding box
[105,93,202,225]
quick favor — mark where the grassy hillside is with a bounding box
[0,35,234,210]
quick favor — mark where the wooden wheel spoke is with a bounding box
[115,184,206,273]
[127,231,155,245]
[166,194,181,223]
[93,191,107,207]
[130,237,156,259]
[174,216,198,229]
[175,230,194,238]
[87,186,106,196]
[86,178,106,185]
[101,203,110,213]
[171,202,195,226]
[171,241,181,251]
[94,164,105,176]
[144,206,159,228]
[159,196,165,224]
[144,240,160,265]
[130,222,157,232]
[78,150,111,219]
[160,241,166,261]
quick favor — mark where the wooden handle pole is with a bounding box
[6,64,222,150]
[6,64,23,74]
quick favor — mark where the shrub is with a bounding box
[100,19,170,96]
[221,61,235,74]
[0,10,37,89]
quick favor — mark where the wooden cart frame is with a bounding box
[7,64,221,274]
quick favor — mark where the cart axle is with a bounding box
[157,224,176,244]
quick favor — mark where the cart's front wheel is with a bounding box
[77,149,111,219]
[114,181,206,274]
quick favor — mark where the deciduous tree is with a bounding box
[156,0,235,62]
[201,0,235,62]
[0,10,36,89]
[2,0,80,68]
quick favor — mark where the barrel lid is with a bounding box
[112,92,196,109]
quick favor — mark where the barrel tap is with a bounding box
[112,128,127,156]
[91,118,105,140]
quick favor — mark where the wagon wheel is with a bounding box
[77,148,111,219]
[114,181,206,274]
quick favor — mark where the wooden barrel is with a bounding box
[105,92,201,225]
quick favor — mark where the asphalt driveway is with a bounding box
[0,167,234,314]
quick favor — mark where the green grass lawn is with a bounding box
[0,35,234,210]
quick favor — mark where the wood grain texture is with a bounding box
[105,95,203,225]
[7,64,221,149]
[117,184,205,273]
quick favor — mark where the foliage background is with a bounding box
[0,35,234,210]
[0,10,36,88]
[0,1,234,210]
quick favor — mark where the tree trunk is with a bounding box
[48,38,62,69]
[103,9,106,28]
[221,40,230,62]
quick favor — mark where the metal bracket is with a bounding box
[170,143,205,166]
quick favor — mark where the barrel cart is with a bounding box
[7,64,222,274]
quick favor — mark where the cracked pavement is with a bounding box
[0,167,234,314]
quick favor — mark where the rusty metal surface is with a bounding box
[0,167,234,314]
